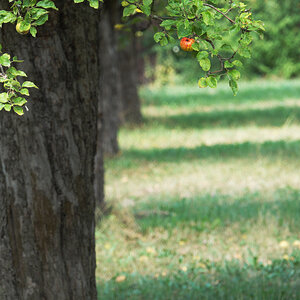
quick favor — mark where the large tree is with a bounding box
[0,1,100,299]
[0,0,262,299]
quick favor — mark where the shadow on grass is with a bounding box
[141,82,300,107]
[117,140,300,165]
[134,188,300,234]
[97,257,300,300]
[145,105,300,129]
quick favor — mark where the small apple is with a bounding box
[180,37,195,52]
[16,22,31,35]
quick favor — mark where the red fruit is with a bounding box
[180,37,195,52]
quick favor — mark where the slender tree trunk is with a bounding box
[119,32,143,124]
[94,0,121,210]
[0,1,100,299]
[98,0,121,155]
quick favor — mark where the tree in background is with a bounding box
[99,0,122,154]
[148,0,300,84]
[117,0,169,123]
[95,0,121,210]
[0,0,263,298]
[116,5,150,124]
[244,0,300,78]
[118,26,144,124]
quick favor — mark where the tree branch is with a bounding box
[203,3,235,24]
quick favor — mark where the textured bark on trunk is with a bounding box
[119,32,143,124]
[0,1,100,299]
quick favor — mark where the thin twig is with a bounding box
[203,3,235,24]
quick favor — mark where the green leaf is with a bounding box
[198,77,207,88]
[154,32,165,43]
[160,37,168,46]
[4,104,11,112]
[141,0,153,16]
[202,11,213,25]
[13,97,27,106]
[22,81,38,89]
[177,21,192,39]
[238,47,251,58]
[13,106,24,115]
[191,42,200,51]
[199,58,211,72]
[7,67,27,77]
[19,88,30,96]
[30,8,48,20]
[240,32,253,46]
[224,61,233,68]
[207,76,217,88]
[88,0,99,9]
[197,51,208,61]
[140,5,151,16]
[0,92,8,103]
[228,69,241,81]
[123,5,137,17]
[36,0,58,10]
[34,14,48,26]
[232,60,243,68]
[160,19,177,30]
[0,10,16,26]
[30,26,37,37]
[0,53,11,67]
[229,79,238,96]
[143,0,153,6]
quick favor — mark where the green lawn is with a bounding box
[97,79,300,300]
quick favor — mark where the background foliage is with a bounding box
[141,0,300,85]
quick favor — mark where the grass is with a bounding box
[96,79,300,299]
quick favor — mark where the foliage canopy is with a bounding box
[0,0,263,115]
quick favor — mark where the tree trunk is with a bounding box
[98,0,121,155]
[0,1,100,299]
[119,32,143,124]
[94,0,121,211]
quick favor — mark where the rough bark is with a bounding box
[0,1,100,299]
[119,32,143,124]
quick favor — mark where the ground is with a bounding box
[96,79,300,299]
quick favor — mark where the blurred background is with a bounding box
[97,1,300,299]
[138,0,300,86]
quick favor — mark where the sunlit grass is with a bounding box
[97,79,300,299]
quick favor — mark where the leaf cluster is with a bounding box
[0,0,104,115]
[0,0,263,115]
[122,0,264,95]
[0,44,38,115]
